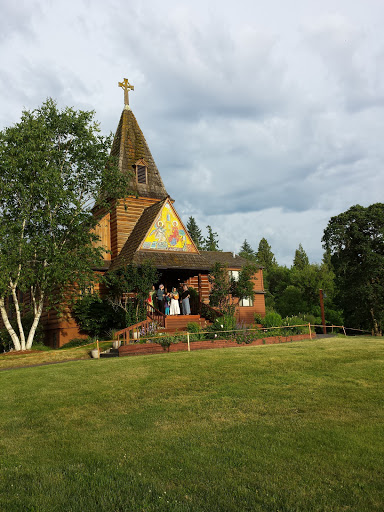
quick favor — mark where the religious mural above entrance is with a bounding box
[141,201,197,253]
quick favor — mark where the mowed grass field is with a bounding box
[1,337,383,511]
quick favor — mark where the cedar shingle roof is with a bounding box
[111,108,168,200]
[200,251,261,269]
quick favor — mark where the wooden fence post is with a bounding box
[308,323,312,340]
[187,332,190,352]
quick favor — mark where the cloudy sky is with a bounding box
[1,0,384,265]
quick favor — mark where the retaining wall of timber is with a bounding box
[118,333,315,357]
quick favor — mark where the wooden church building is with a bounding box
[45,79,266,347]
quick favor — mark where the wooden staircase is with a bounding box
[162,314,209,333]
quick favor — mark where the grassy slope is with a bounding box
[0,341,113,370]
[0,337,383,511]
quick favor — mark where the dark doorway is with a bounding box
[157,269,193,293]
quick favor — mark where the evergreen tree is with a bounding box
[239,239,257,261]
[293,243,309,269]
[203,225,220,251]
[256,238,276,270]
[186,216,204,249]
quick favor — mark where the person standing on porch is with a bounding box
[164,293,171,315]
[149,285,156,307]
[181,285,191,315]
[157,284,165,313]
[170,288,180,315]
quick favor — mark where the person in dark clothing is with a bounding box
[157,284,165,313]
[181,285,191,315]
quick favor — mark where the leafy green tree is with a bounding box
[208,263,233,313]
[276,285,308,317]
[239,239,257,261]
[0,99,131,350]
[186,217,204,249]
[256,238,276,270]
[72,294,126,337]
[233,263,259,303]
[264,265,291,310]
[208,262,257,315]
[323,203,384,335]
[105,261,158,325]
[203,225,221,251]
[293,243,309,269]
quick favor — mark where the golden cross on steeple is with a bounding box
[118,78,134,108]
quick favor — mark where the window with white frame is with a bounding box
[239,296,254,307]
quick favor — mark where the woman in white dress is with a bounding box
[169,287,180,315]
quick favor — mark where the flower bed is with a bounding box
[118,333,315,357]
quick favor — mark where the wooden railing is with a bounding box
[199,301,224,322]
[116,318,158,345]
[146,303,166,328]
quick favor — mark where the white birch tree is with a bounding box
[0,99,131,350]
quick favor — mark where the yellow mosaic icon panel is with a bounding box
[141,200,197,252]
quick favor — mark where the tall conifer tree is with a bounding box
[256,238,276,270]
[293,243,309,269]
[239,239,257,261]
[186,217,204,250]
[204,225,220,251]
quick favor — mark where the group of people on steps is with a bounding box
[147,283,191,316]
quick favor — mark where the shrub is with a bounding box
[234,330,256,344]
[254,313,263,324]
[301,313,317,326]
[72,294,126,337]
[207,314,237,339]
[262,311,283,328]
[282,316,308,335]
[154,333,181,351]
[187,322,205,341]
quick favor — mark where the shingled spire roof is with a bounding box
[110,104,169,200]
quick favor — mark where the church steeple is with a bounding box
[111,78,168,200]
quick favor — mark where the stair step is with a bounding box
[100,348,119,358]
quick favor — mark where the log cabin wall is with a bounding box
[185,273,210,302]
[93,211,111,260]
[110,196,161,259]
[187,268,266,325]
[235,269,266,323]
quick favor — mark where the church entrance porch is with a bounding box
[154,268,209,316]
[156,269,195,294]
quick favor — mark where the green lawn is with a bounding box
[1,337,383,511]
[0,340,113,370]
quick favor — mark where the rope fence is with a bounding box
[120,323,373,352]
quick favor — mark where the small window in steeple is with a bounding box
[137,165,147,184]
[135,159,148,184]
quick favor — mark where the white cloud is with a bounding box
[1,0,384,265]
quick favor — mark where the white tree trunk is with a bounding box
[10,285,26,350]
[26,292,45,350]
[0,297,22,351]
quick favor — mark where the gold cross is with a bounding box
[118,78,134,106]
